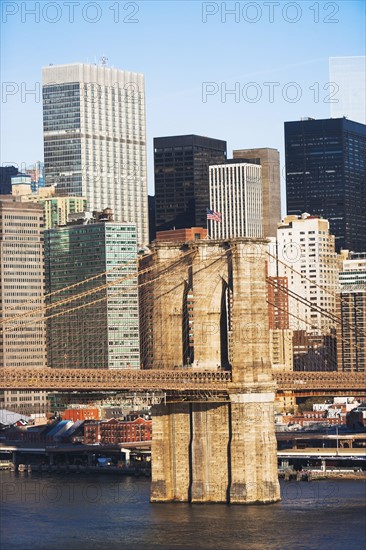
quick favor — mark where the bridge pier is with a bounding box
[229,395,279,504]
[151,403,191,502]
[190,402,229,502]
[151,395,280,504]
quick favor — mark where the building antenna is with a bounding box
[100,56,108,67]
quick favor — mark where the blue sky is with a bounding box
[1,0,365,209]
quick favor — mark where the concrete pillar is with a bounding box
[229,399,279,504]
[121,448,131,465]
[190,403,229,502]
[151,403,191,502]
[151,397,280,504]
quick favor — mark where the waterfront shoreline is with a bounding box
[6,463,365,481]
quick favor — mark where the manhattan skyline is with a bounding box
[1,1,365,212]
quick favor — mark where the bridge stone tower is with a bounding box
[140,238,280,504]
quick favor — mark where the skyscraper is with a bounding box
[232,148,281,237]
[0,166,20,195]
[44,214,140,370]
[329,56,366,124]
[154,135,227,231]
[0,197,47,368]
[42,63,148,248]
[268,213,338,333]
[209,160,262,239]
[268,214,338,371]
[285,117,366,252]
[0,196,48,413]
[337,252,366,372]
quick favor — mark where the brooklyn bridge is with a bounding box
[1,238,365,504]
[1,367,364,398]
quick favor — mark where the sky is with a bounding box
[1,0,365,211]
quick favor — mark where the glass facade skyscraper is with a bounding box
[44,221,140,370]
[42,63,148,248]
[154,135,227,231]
[285,117,366,252]
[329,56,366,125]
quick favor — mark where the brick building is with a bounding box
[156,227,207,243]
[84,417,152,445]
[62,408,100,421]
[267,276,289,330]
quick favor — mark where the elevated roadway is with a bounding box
[0,368,365,397]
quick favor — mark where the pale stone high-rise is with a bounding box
[0,197,48,413]
[233,148,281,237]
[268,214,338,333]
[209,161,262,239]
[42,63,148,247]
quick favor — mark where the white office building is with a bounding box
[268,214,338,333]
[209,161,262,239]
[42,63,149,248]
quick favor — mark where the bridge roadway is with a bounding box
[1,444,364,462]
[0,368,365,397]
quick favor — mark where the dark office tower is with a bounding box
[285,117,366,252]
[154,135,227,231]
[0,166,19,194]
[148,195,156,242]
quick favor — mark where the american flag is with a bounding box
[206,208,221,222]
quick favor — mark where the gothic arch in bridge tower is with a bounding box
[150,253,190,369]
[182,267,193,367]
[192,260,230,371]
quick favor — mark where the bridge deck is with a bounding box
[0,368,365,394]
[0,368,231,391]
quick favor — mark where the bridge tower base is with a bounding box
[151,393,280,504]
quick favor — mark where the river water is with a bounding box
[0,472,365,550]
